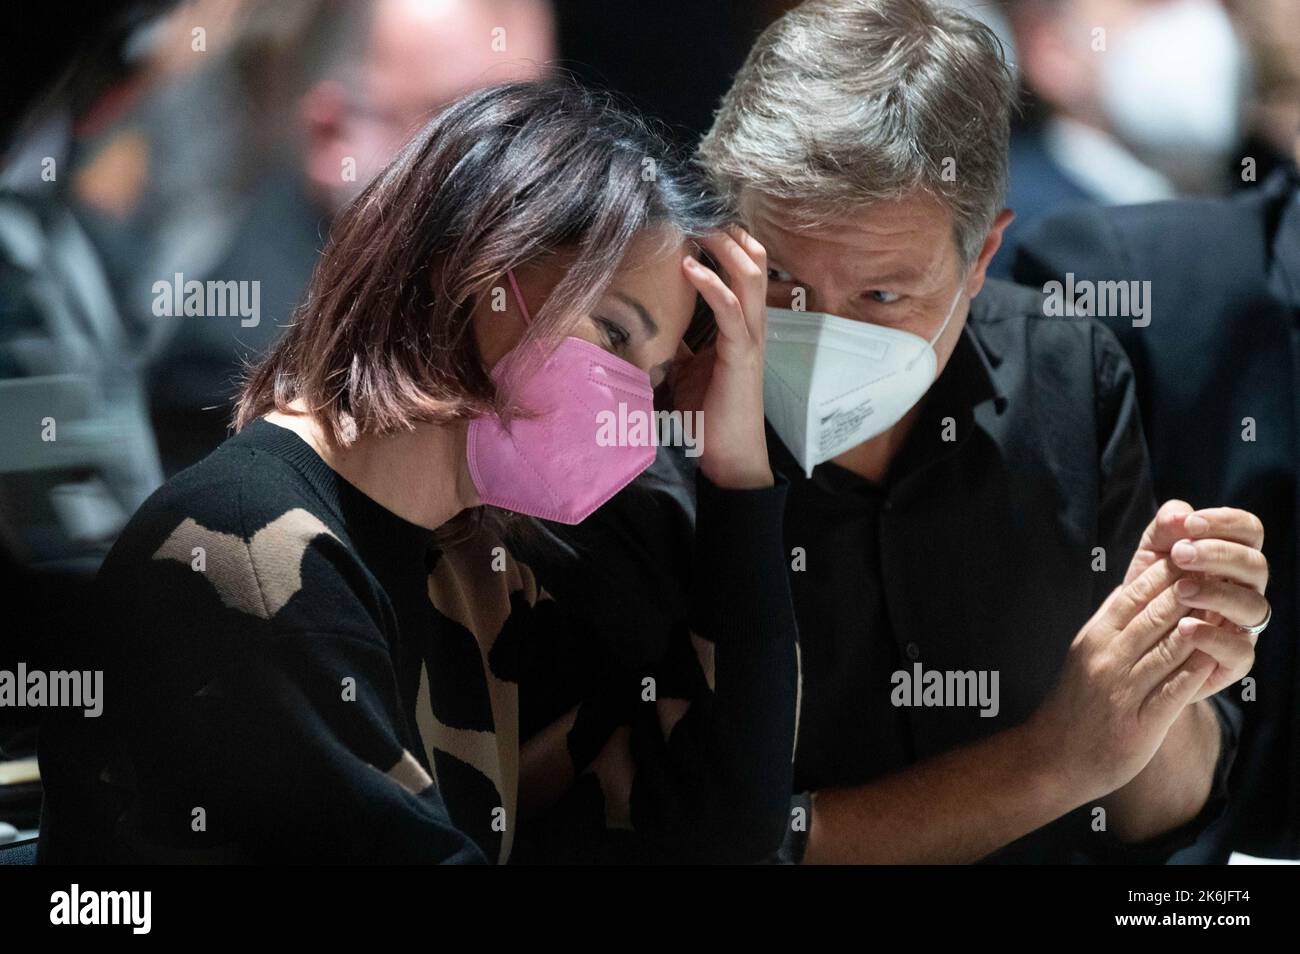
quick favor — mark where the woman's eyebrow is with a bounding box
[613,292,659,338]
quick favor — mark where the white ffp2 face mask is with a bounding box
[763,283,964,477]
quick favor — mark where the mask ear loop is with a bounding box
[905,281,965,372]
[494,269,538,418]
[506,269,532,326]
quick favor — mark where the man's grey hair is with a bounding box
[699,0,1016,265]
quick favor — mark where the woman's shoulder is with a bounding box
[100,429,350,624]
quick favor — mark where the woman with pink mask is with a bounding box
[37,81,797,864]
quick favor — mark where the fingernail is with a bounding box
[1185,514,1209,535]
[1178,616,1198,636]
[1176,578,1200,599]
[1172,540,1198,565]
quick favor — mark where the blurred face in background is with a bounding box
[1231,0,1300,158]
[1010,0,1248,184]
[305,0,556,210]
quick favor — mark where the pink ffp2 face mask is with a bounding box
[466,270,657,524]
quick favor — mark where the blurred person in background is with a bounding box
[1012,37,1300,858]
[0,0,179,583]
[1225,0,1300,186]
[1231,0,1300,169]
[991,0,1253,275]
[66,0,284,476]
[0,0,176,843]
[72,0,555,475]
[302,0,555,212]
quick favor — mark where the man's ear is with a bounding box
[965,208,1015,300]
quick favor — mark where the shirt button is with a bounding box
[905,641,921,661]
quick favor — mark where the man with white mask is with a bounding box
[511,0,1272,865]
[764,279,965,476]
[683,0,1273,864]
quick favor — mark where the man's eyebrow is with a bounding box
[613,292,659,337]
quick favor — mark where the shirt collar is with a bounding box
[937,306,1008,418]
[1044,117,1177,205]
[880,311,1007,485]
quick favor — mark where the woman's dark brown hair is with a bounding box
[235,79,729,445]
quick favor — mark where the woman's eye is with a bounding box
[867,290,901,304]
[767,266,794,283]
[595,317,630,349]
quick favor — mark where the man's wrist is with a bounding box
[1099,700,1220,842]
[1012,716,1095,810]
[804,723,1088,865]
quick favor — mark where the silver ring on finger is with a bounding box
[1239,603,1271,637]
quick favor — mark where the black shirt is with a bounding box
[773,278,1239,863]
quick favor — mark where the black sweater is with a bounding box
[37,418,798,863]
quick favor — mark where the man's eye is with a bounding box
[595,317,630,349]
[767,266,794,283]
[867,290,901,304]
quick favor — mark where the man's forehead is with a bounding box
[745,192,956,284]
